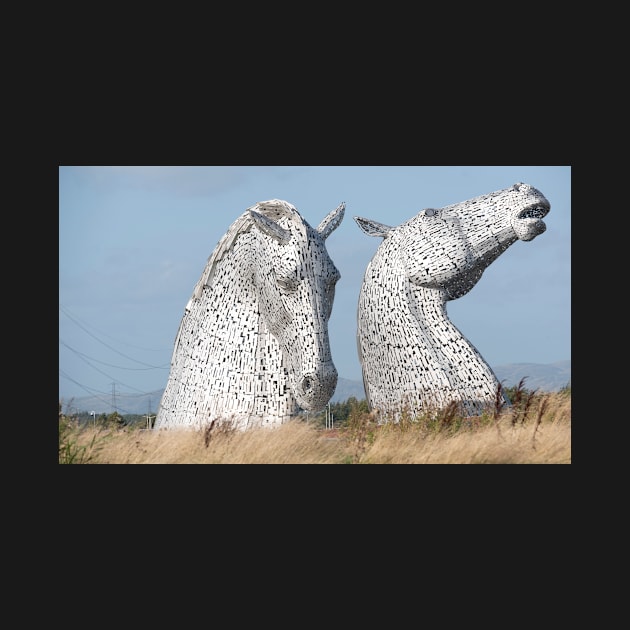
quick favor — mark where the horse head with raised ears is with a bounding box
[353,183,550,419]
[247,199,345,412]
[155,198,345,430]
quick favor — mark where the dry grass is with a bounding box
[60,388,570,464]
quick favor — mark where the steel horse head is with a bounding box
[155,199,345,430]
[354,183,550,419]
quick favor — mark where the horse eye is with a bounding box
[276,275,298,294]
[425,208,438,217]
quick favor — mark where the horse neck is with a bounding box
[360,255,469,367]
[406,284,493,376]
[157,237,299,430]
[359,247,500,410]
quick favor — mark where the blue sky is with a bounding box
[59,166,571,409]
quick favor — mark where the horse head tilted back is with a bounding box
[355,182,549,300]
[155,198,344,430]
[247,199,344,412]
[353,183,550,419]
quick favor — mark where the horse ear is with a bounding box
[249,209,291,244]
[316,202,345,239]
[353,216,393,238]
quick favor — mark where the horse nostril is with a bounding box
[302,376,313,393]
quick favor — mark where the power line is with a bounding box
[59,370,158,417]
[59,338,169,370]
[59,369,113,398]
[59,306,169,368]
[59,303,171,402]
[59,303,170,352]
[59,370,113,413]
[59,343,153,394]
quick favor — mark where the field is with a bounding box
[59,386,571,464]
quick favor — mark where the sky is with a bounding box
[59,166,571,412]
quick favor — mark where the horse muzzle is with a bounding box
[294,363,338,412]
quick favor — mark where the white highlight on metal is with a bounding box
[354,182,550,420]
[155,199,345,431]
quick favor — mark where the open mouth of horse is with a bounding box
[512,203,550,241]
[519,205,549,220]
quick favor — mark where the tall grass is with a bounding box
[58,385,570,464]
[59,416,99,464]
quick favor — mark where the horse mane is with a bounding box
[190,199,305,301]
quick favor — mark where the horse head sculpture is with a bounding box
[155,199,345,430]
[248,200,343,412]
[354,183,550,419]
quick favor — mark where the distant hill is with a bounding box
[63,361,570,415]
[493,360,571,393]
[331,378,366,403]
